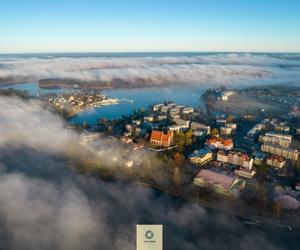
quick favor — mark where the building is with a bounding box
[194,169,236,195]
[153,103,163,112]
[190,122,210,135]
[216,119,227,126]
[217,150,254,169]
[183,107,194,114]
[157,115,167,121]
[247,123,264,138]
[132,119,142,126]
[170,108,181,116]
[217,91,235,101]
[274,124,290,133]
[266,156,286,168]
[220,126,232,136]
[226,123,237,130]
[254,152,266,166]
[166,103,176,109]
[175,105,185,110]
[217,150,228,163]
[261,143,299,161]
[274,195,300,210]
[296,182,300,191]
[160,106,169,113]
[259,132,292,148]
[193,130,206,140]
[173,118,190,127]
[168,118,190,132]
[235,168,256,179]
[144,116,155,123]
[168,125,188,132]
[189,149,212,165]
[150,130,174,148]
[205,137,234,151]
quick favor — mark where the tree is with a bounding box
[271,202,282,218]
[227,114,234,123]
[185,129,193,146]
[172,167,181,187]
[174,130,193,153]
[173,152,185,168]
[174,131,185,153]
[211,128,219,137]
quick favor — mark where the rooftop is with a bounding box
[195,169,235,190]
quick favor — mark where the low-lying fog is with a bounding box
[0,96,299,250]
[1,53,300,87]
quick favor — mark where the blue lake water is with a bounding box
[1,82,206,125]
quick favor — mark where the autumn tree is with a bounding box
[211,128,219,137]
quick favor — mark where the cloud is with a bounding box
[1,53,300,87]
[0,97,299,250]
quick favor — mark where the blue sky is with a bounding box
[1,0,300,53]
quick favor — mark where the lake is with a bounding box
[1,82,207,125]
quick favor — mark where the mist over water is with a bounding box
[1,52,300,87]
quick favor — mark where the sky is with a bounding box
[0,0,300,53]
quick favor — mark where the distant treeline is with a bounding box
[38,78,159,90]
[241,85,300,97]
[0,88,30,99]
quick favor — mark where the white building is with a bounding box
[190,122,210,135]
[226,123,237,130]
[157,115,167,121]
[266,156,286,168]
[160,106,169,113]
[166,103,176,109]
[220,126,232,136]
[261,143,299,161]
[153,104,164,112]
[174,118,190,127]
[217,150,228,163]
[170,108,181,116]
[144,116,155,123]
[189,149,212,165]
[183,107,194,114]
[235,168,256,179]
[217,150,254,170]
[218,91,235,101]
[205,138,234,151]
[259,132,292,148]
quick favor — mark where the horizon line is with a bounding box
[0,50,300,55]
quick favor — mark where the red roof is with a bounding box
[268,155,285,163]
[150,131,163,141]
[150,130,173,143]
[223,139,233,146]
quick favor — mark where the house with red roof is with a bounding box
[205,137,233,151]
[150,130,173,148]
